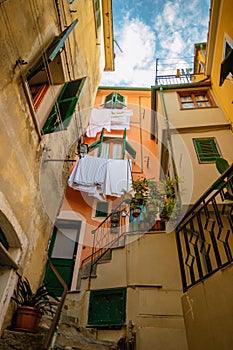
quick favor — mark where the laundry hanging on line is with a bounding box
[68,155,132,200]
[86,108,133,137]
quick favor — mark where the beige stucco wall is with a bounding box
[162,89,228,129]
[171,129,233,204]
[0,0,110,332]
[182,263,233,350]
[155,87,233,205]
[71,232,188,350]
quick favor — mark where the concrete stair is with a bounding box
[54,319,117,350]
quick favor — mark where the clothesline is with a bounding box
[86,108,133,137]
[68,155,132,200]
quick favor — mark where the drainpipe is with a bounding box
[159,86,177,179]
[159,86,181,203]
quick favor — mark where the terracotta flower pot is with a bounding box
[14,306,43,332]
[132,207,141,217]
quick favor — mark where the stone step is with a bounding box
[54,332,117,350]
[0,329,46,350]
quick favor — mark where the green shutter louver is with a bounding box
[123,129,136,159]
[193,138,220,163]
[115,92,126,108]
[104,92,126,109]
[42,78,85,134]
[88,288,126,327]
[219,47,233,86]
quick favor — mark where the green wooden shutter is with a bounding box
[88,288,126,327]
[88,128,105,154]
[104,92,115,108]
[194,138,220,163]
[115,92,126,109]
[219,47,233,86]
[104,92,126,109]
[123,129,136,159]
[42,78,85,134]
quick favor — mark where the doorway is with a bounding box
[44,219,81,296]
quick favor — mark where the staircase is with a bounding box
[53,319,117,350]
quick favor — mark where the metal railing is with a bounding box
[155,73,192,86]
[80,201,132,288]
[175,165,233,292]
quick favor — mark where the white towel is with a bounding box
[104,159,132,196]
[86,108,112,137]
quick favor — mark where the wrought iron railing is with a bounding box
[80,201,131,287]
[176,165,233,292]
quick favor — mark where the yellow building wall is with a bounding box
[209,0,233,127]
[0,0,111,332]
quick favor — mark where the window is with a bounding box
[95,201,109,217]
[88,288,126,327]
[193,138,221,163]
[26,19,78,112]
[104,92,126,109]
[178,90,215,109]
[219,39,233,86]
[42,78,86,134]
[89,128,136,159]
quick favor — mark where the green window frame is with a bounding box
[104,92,126,109]
[95,201,109,217]
[89,128,136,159]
[88,288,126,327]
[219,39,233,86]
[193,138,221,163]
[42,78,86,134]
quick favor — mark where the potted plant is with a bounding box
[131,177,149,206]
[146,176,180,230]
[12,273,58,333]
[130,197,142,217]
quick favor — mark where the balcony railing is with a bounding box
[175,165,233,292]
[155,73,192,86]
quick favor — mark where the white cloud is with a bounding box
[101,17,156,87]
[101,0,210,87]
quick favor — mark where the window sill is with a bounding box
[180,106,218,111]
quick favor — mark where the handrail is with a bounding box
[178,164,233,228]
[175,165,233,292]
[43,258,68,350]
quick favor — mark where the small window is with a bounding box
[104,92,126,109]
[219,39,233,86]
[42,78,86,134]
[178,90,215,109]
[193,138,221,163]
[88,288,126,327]
[95,201,109,217]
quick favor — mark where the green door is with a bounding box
[44,219,81,296]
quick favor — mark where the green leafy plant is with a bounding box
[12,273,58,316]
[213,158,233,200]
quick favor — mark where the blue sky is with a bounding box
[100,0,210,87]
